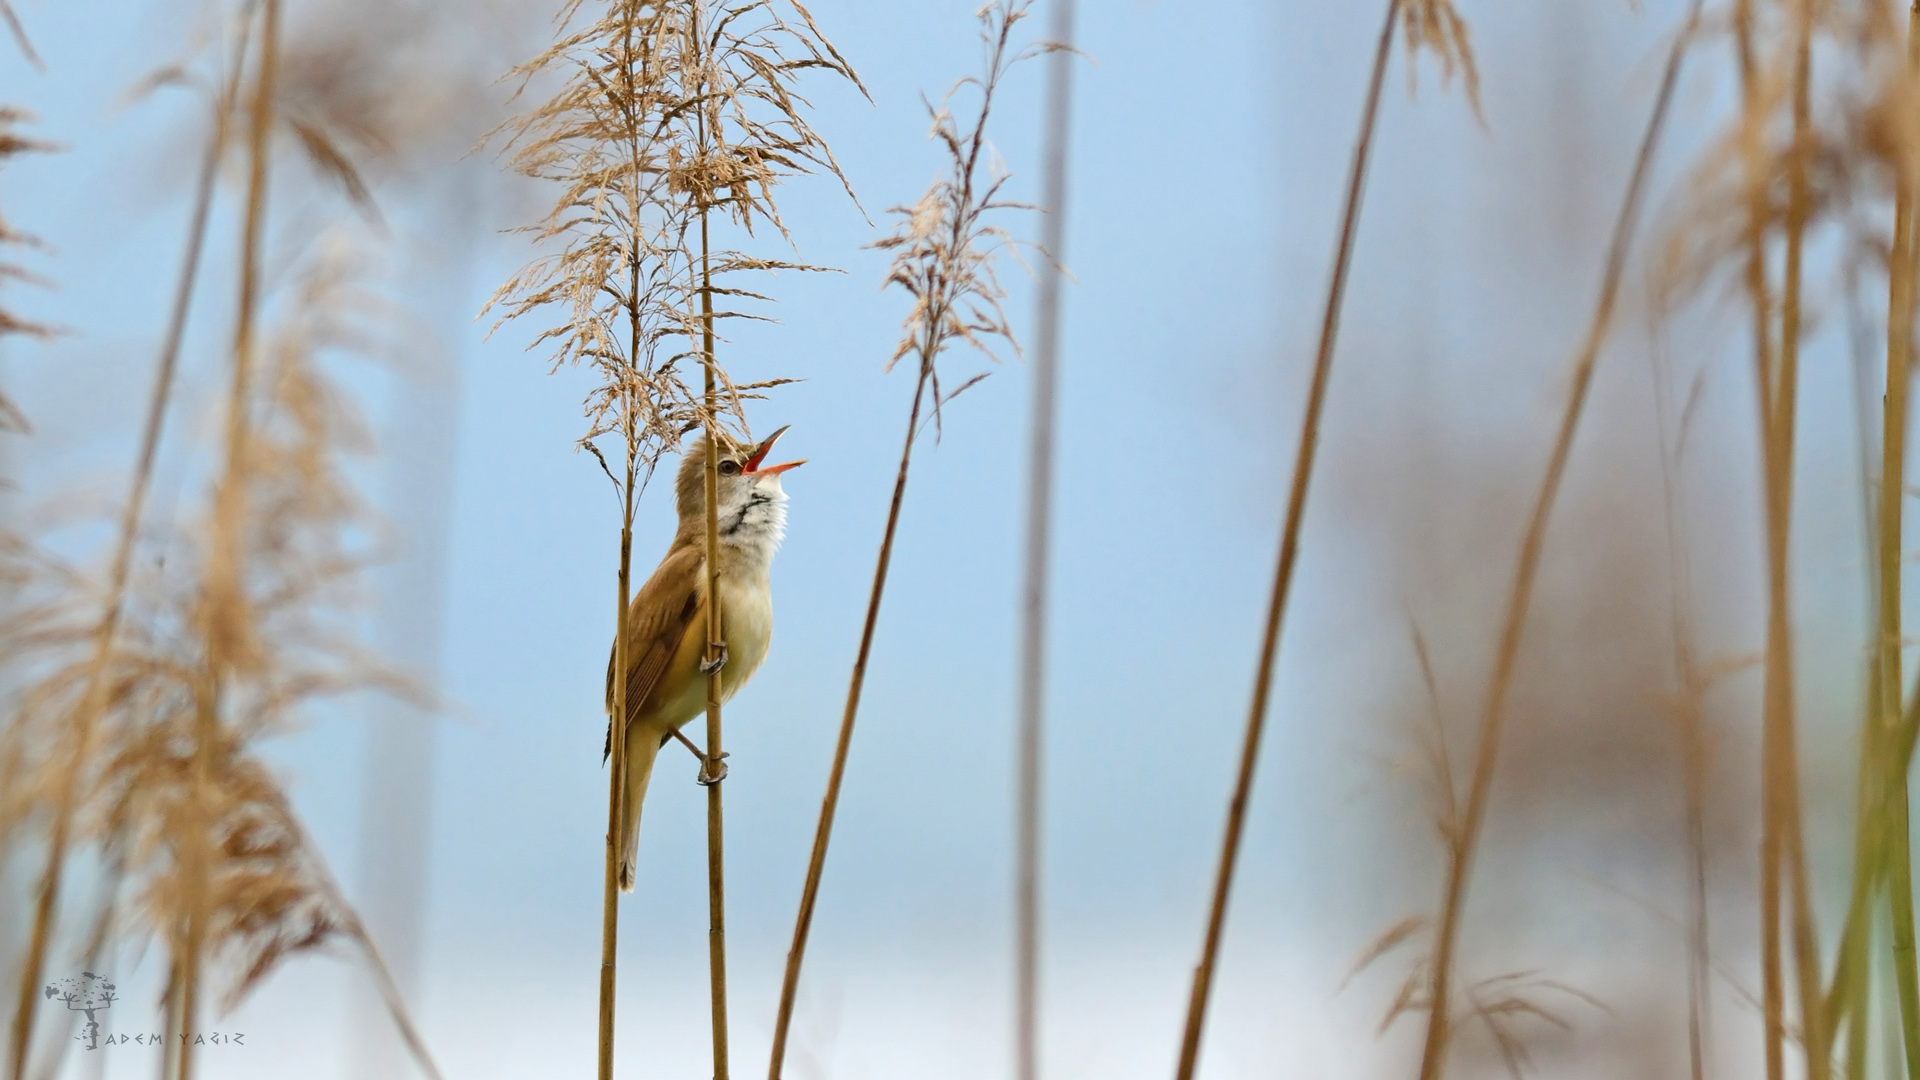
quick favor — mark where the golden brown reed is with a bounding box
[487,2,859,1076]
[1171,1,1476,1077]
[2,1,495,1077]
[1348,2,1920,1078]
[768,4,1036,1076]
[1653,3,1920,1077]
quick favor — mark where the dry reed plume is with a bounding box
[768,4,1039,1075]
[1,1,481,1077]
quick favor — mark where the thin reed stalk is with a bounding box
[1412,4,1695,1074]
[597,531,629,1076]
[687,12,732,1072]
[175,4,280,1077]
[1171,4,1401,1076]
[767,364,922,1080]
[1882,7,1920,1072]
[1015,1,1075,1077]
[1725,2,1789,1073]
[768,9,1026,1073]
[1768,5,1828,1075]
[593,8,661,1076]
[4,20,245,1080]
[1648,327,1714,1080]
[699,169,732,1080]
[1829,238,1885,1080]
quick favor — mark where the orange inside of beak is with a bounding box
[742,425,802,475]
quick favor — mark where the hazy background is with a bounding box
[0,0,1875,1076]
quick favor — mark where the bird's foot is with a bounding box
[699,642,729,676]
[697,752,731,786]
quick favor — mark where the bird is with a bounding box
[605,425,803,892]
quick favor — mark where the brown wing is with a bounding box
[602,543,705,759]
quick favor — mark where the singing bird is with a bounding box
[605,426,803,891]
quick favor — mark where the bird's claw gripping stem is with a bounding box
[697,751,730,786]
[700,642,729,677]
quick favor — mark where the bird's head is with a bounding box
[675,425,805,553]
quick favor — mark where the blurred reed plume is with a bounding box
[1328,1,1920,1078]
[767,3,1038,1076]
[487,1,859,1076]
[0,0,483,1077]
[0,104,49,362]
[107,239,437,1080]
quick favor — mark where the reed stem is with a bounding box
[766,358,929,1080]
[691,1,730,1069]
[1413,3,1695,1073]
[768,6,1011,1062]
[1014,3,1075,1079]
[1770,7,1827,1076]
[699,201,730,1080]
[1171,5,1398,1077]
[1886,9,1920,1074]
[1726,1,1789,1073]
[175,5,278,1076]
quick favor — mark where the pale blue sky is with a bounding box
[0,0,1875,1077]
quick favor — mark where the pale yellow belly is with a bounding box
[640,573,773,737]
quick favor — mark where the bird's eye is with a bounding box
[719,460,742,476]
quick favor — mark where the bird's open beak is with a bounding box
[742,424,806,476]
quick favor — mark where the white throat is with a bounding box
[718,475,788,573]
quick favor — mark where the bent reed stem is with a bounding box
[767,357,930,1080]
[1172,3,1399,1077]
[1413,2,1695,1074]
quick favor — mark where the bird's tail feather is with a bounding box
[617,729,665,893]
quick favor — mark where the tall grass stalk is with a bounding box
[4,17,243,1080]
[1014,0,1074,1077]
[172,3,281,1075]
[1724,1,1791,1072]
[1766,3,1827,1074]
[1880,6,1920,1072]
[690,10,731,1070]
[767,7,1028,1074]
[1816,6,1920,1072]
[1411,3,1692,1073]
[1720,1,1833,1075]
[1170,3,1406,1075]
[1649,326,1714,1080]
[1829,229,1887,1080]
[699,178,731,1080]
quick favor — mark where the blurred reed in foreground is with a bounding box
[0,1,502,1077]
